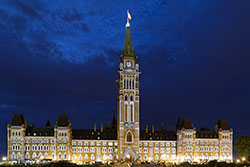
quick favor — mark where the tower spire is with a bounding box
[123,10,134,57]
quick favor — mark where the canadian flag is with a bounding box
[127,10,132,20]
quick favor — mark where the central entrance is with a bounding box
[125,154,133,162]
[122,149,136,162]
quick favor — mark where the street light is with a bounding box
[236,159,240,163]
[242,157,246,161]
[2,157,7,161]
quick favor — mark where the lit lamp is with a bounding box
[2,157,7,161]
[126,154,130,159]
[242,157,246,161]
[236,159,240,163]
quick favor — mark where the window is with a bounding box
[78,147,83,152]
[79,154,82,160]
[102,147,107,153]
[59,152,62,159]
[72,147,76,152]
[91,154,95,160]
[172,148,176,153]
[166,148,170,153]
[84,147,89,153]
[109,154,113,160]
[78,142,82,146]
[108,147,113,153]
[143,148,148,153]
[160,148,165,153]
[90,147,95,153]
[130,95,133,101]
[125,95,128,101]
[154,148,159,153]
[126,132,133,143]
[32,152,36,159]
[84,154,88,160]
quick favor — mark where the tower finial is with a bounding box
[126,10,132,27]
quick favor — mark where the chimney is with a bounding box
[101,123,103,132]
[94,123,96,132]
[152,124,154,133]
[146,124,148,133]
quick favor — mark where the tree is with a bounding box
[234,136,250,159]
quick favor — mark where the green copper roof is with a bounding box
[123,26,134,57]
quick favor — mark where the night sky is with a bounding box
[1,0,250,157]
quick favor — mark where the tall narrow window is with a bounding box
[125,104,127,122]
[127,79,129,89]
[126,132,133,143]
[124,79,126,89]
[130,95,133,101]
[131,104,134,122]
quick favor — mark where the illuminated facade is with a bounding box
[7,20,233,165]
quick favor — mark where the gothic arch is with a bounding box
[125,130,133,143]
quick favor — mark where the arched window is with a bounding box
[45,152,48,159]
[25,153,29,159]
[79,154,82,160]
[12,152,16,159]
[126,131,133,143]
[109,154,113,160]
[130,95,133,101]
[91,154,95,160]
[32,152,37,159]
[125,95,128,101]
[84,154,88,160]
[52,153,55,160]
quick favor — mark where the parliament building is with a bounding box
[7,20,233,165]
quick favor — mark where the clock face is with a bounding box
[126,61,132,67]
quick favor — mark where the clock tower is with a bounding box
[117,19,140,161]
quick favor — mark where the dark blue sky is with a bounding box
[1,0,250,156]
